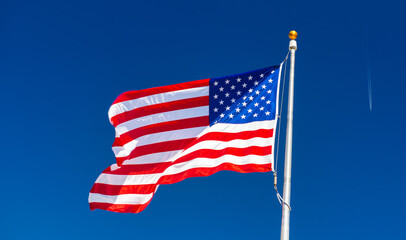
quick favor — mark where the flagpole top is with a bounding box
[289,30,297,50]
[289,30,297,40]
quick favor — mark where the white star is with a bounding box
[260,73,264,78]
[260,107,264,111]
[248,89,253,93]
[248,75,253,80]
[262,84,266,89]
[225,79,230,84]
[267,90,272,94]
[226,106,230,111]
[231,98,236,103]
[254,102,259,107]
[219,100,224,105]
[249,96,254,101]
[236,77,242,82]
[242,83,247,88]
[214,94,219,99]
[236,91,241,95]
[214,108,218,112]
[254,113,258,117]
[268,79,273,83]
[225,92,230,97]
[229,113,234,118]
[243,96,247,100]
[255,90,260,95]
[242,102,247,107]
[231,85,235,90]
[248,109,253,113]
[266,100,271,104]
[214,81,218,86]
[241,114,246,119]
[254,81,259,86]
[265,111,270,115]
[261,96,265,100]
[271,70,275,74]
[219,87,224,92]
[220,113,225,118]
[236,108,241,113]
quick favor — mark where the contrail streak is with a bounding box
[367,55,373,111]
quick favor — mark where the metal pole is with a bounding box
[280,31,297,240]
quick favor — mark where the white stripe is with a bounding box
[89,193,153,205]
[115,106,208,136]
[108,86,209,120]
[163,154,272,176]
[112,126,207,158]
[96,172,161,185]
[110,163,119,171]
[96,154,272,186]
[206,120,276,134]
[123,150,182,165]
[179,136,274,158]
[91,156,270,205]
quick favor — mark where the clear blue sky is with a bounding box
[1,0,405,239]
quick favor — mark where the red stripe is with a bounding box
[112,138,121,147]
[114,116,209,147]
[116,138,196,166]
[159,163,272,185]
[112,79,210,105]
[112,137,123,148]
[90,201,152,213]
[111,96,209,127]
[90,183,157,195]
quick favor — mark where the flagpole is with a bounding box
[280,30,297,240]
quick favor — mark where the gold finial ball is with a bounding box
[289,30,298,40]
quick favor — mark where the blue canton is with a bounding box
[209,65,280,125]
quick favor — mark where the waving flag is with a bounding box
[89,64,283,213]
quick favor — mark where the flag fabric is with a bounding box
[89,64,283,213]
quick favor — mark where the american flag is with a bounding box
[89,64,282,213]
